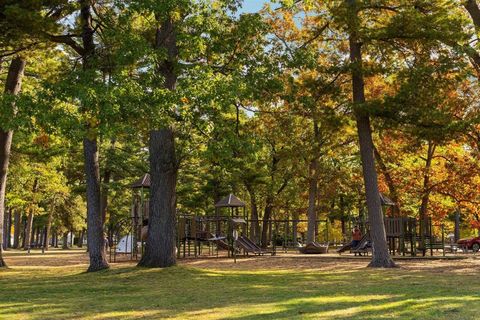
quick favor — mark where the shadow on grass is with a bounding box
[0,264,479,319]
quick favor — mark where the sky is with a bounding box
[240,1,271,13]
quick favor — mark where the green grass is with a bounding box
[1,251,479,319]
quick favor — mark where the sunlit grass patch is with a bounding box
[1,250,480,319]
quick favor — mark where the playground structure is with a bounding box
[109,174,455,262]
[109,174,333,261]
[336,193,450,257]
[337,217,448,257]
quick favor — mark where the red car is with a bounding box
[457,236,480,252]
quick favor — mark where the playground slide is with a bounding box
[336,243,352,253]
[352,234,370,252]
[337,234,369,253]
[236,237,257,253]
[241,236,262,251]
[237,236,268,255]
[212,238,231,251]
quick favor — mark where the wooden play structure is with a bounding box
[108,175,282,261]
[336,193,447,257]
[108,175,451,262]
[337,216,446,257]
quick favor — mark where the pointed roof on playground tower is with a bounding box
[215,194,246,208]
[131,173,151,189]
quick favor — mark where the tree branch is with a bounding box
[47,34,85,56]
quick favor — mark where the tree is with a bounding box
[0,57,26,267]
[43,0,111,272]
[136,5,179,268]
[343,0,395,267]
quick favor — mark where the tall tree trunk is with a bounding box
[2,209,9,250]
[100,164,111,225]
[100,139,115,225]
[465,0,480,30]
[245,184,260,243]
[6,209,12,248]
[261,196,274,248]
[419,142,435,221]
[419,141,435,254]
[24,211,33,250]
[307,121,320,244]
[13,211,21,248]
[39,227,45,249]
[62,232,69,249]
[84,137,109,271]
[454,208,461,242]
[78,229,85,248]
[373,145,400,216]
[260,148,284,248]
[44,207,54,251]
[138,14,178,268]
[292,210,299,246]
[21,215,26,248]
[54,231,59,248]
[0,57,26,267]
[347,0,395,267]
[78,1,109,272]
[33,227,39,247]
[1,211,5,250]
[138,129,177,267]
[306,158,319,244]
[24,178,38,250]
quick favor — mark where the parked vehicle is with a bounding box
[457,236,480,252]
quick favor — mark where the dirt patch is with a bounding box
[180,254,480,274]
[4,249,480,274]
[3,249,89,267]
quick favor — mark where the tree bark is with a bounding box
[44,207,54,250]
[138,14,178,268]
[39,227,45,249]
[13,211,21,248]
[306,158,319,244]
[419,142,435,221]
[292,210,299,246]
[347,0,395,268]
[0,57,26,267]
[84,137,109,271]
[138,129,177,267]
[373,145,400,216]
[260,146,286,248]
[2,209,9,250]
[454,208,460,242]
[47,1,106,270]
[1,211,6,250]
[100,139,115,225]
[245,184,260,243]
[78,229,85,248]
[24,212,33,250]
[100,164,111,225]
[6,209,12,248]
[54,231,59,248]
[21,215,26,248]
[78,0,109,272]
[465,0,480,30]
[419,142,435,255]
[261,196,274,248]
[62,232,69,249]
[307,121,321,244]
[34,227,39,247]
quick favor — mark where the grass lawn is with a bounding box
[1,249,480,319]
